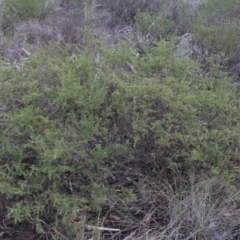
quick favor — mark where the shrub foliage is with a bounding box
[1,34,240,236]
[1,0,240,238]
[190,0,240,63]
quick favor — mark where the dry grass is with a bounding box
[99,174,240,240]
[2,175,240,239]
[0,0,191,62]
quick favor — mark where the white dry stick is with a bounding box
[21,48,31,57]
[86,225,120,232]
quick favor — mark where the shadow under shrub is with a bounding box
[1,38,240,237]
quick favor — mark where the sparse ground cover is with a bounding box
[1,0,240,239]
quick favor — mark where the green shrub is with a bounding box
[190,0,240,63]
[134,12,173,40]
[1,36,240,237]
[99,40,240,182]
[0,41,131,237]
[98,0,188,29]
[4,0,58,19]
[0,3,19,35]
[0,0,58,35]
